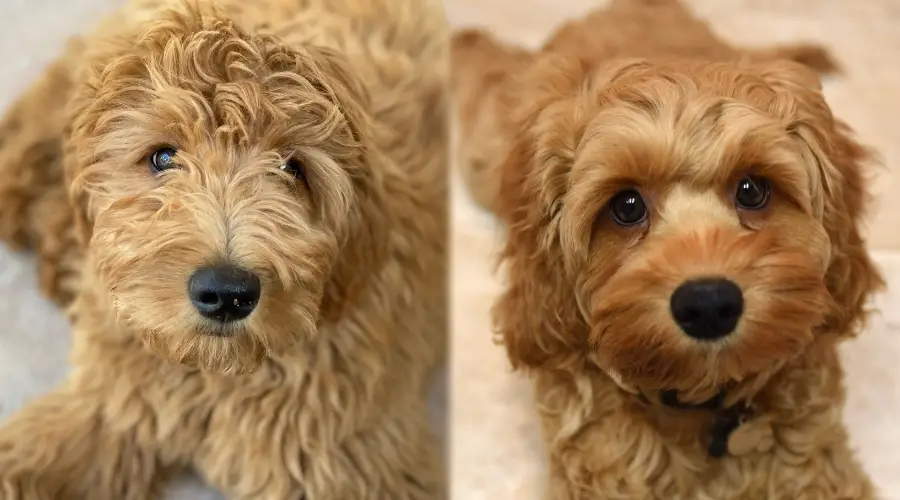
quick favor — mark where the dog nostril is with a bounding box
[197,292,220,306]
[187,265,261,323]
[683,308,702,322]
[670,278,743,341]
[718,303,742,320]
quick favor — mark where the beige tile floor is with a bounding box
[446,1,900,498]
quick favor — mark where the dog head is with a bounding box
[64,7,389,374]
[494,56,882,396]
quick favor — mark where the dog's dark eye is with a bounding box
[609,189,647,226]
[149,147,178,173]
[735,176,770,210]
[280,158,304,180]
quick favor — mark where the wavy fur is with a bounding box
[452,0,881,498]
[0,0,449,498]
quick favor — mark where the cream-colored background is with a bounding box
[445,1,900,499]
[0,1,897,499]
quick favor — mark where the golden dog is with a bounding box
[0,0,449,498]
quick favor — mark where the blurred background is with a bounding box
[0,1,898,499]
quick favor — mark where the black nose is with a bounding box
[187,265,261,322]
[670,278,743,341]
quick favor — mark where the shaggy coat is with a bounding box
[0,0,449,498]
[452,0,881,498]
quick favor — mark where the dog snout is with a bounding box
[187,265,261,323]
[669,278,743,341]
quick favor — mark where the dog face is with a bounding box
[65,10,388,374]
[566,70,833,393]
[495,58,881,395]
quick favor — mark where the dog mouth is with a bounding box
[590,274,824,394]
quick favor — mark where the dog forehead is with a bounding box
[115,68,340,157]
[573,89,802,190]
[122,22,335,126]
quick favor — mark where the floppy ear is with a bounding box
[492,137,588,371]
[61,14,153,248]
[756,61,884,337]
[64,112,96,247]
[491,57,656,371]
[66,164,95,246]
[63,57,106,247]
[300,44,404,320]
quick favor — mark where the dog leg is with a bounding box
[0,59,67,250]
[195,403,442,500]
[450,29,532,212]
[301,416,443,500]
[0,40,83,306]
[743,43,841,74]
[0,387,170,500]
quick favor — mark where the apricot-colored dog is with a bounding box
[453,0,881,498]
[0,0,448,498]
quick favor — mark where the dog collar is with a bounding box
[603,367,763,458]
[649,389,755,458]
[659,389,724,411]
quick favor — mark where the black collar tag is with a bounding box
[657,389,752,459]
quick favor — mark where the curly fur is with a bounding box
[452,0,882,498]
[0,0,449,498]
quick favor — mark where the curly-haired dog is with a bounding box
[453,0,881,498]
[0,0,449,497]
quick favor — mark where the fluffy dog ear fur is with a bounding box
[755,60,884,337]
[493,139,589,371]
[64,89,100,246]
[491,57,650,371]
[304,46,395,320]
[62,17,152,246]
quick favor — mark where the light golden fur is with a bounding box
[0,0,448,498]
[452,0,881,498]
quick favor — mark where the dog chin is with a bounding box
[588,281,827,395]
[591,317,821,398]
[142,326,268,375]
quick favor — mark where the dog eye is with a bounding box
[149,147,178,174]
[609,189,647,226]
[735,176,770,210]
[279,158,304,180]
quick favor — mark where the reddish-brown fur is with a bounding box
[452,0,882,498]
[0,0,449,498]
